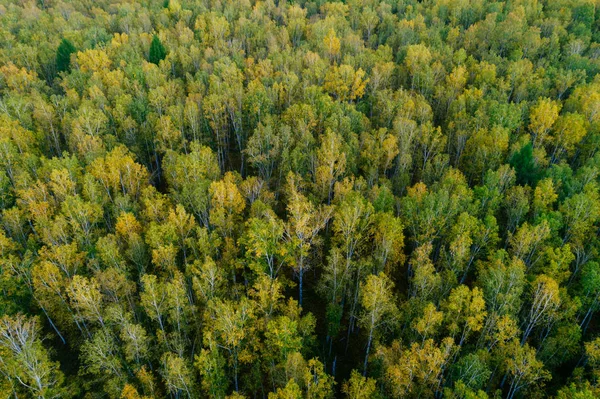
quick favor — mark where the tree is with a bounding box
[549,113,587,162]
[242,208,286,279]
[413,303,443,344]
[378,338,455,398]
[323,28,341,63]
[371,212,405,275]
[448,352,491,393]
[120,322,150,365]
[324,65,369,102]
[477,253,526,350]
[161,352,195,399]
[555,381,600,399]
[68,275,105,327]
[560,183,600,245]
[401,170,471,246]
[209,172,246,238]
[194,337,228,398]
[342,370,377,399]
[510,143,540,186]
[246,120,281,182]
[502,340,550,399]
[283,174,332,306]
[140,274,168,335]
[462,127,509,182]
[441,286,486,347]
[80,328,125,390]
[0,315,67,399]
[56,39,76,73]
[332,191,374,334]
[269,379,302,399]
[149,35,167,65]
[443,381,489,399]
[319,247,351,350]
[578,261,600,334]
[360,129,399,186]
[410,244,442,302]
[359,273,398,375]
[477,252,526,317]
[503,185,531,233]
[163,143,221,227]
[315,129,346,203]
[190,256,226,304]
[206,297,254,392]
[521,275,561,344]
[529,98,561,149]
[164,271,195,352]
[302,358,335,399]
[509,221,551,270]
[404,44,434,95]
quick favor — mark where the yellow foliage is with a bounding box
[76,48,112,74]
[324,64,369,101]
[323,28,341,61]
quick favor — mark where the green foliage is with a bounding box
[148,35,166,65]
[2,0,600,397]
[56,38,76,73]
[510,142,540,186]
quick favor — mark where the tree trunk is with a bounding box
[299,268,304,307]
[363,325,373,376]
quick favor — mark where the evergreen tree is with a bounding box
[510,142,540,186]
[56,38,76,73]
[149,35,167,65]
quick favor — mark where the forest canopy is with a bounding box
[2,0,600,398]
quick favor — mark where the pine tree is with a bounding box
[56,38,76,73]
[510,142,540,186]
[149,35,167,65]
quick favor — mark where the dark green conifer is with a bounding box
[149,35,167,65]
[55,38,76,73]
[510,142,541,186]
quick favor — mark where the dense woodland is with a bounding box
[4,0,600,398]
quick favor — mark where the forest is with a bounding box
[2,0,600,397]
